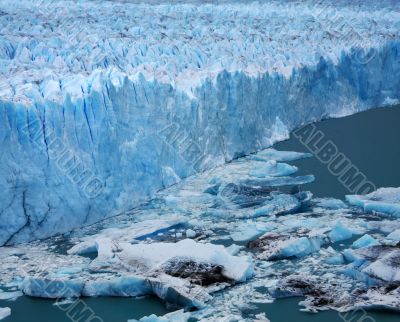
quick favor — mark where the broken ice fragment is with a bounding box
[314,198,347,210]
[268,236,324,260]
[239,175,315,188]
[249,161,298,178]
[328,223,355,243]
[185,229,196,238]
[252,193,301,218]
[386,229,400,242]
[119,239,254,283]
[346,187,400,217]
[251,149,312,162]
[0,308,11,321]
[21,277,84,298]
[351,234,380,249]
[128,309,190,322]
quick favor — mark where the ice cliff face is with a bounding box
[0,0,399,244]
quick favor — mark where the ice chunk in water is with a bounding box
[251,149,312,162]
[0,308,11,320]
[128,240,253,282]
[249,161,298,178]
[21,277,84,298]
[269,236,324,260]
[129,309,190,322]
[387,229,400,242]
[230,222,276,242]
[82,277,152,297]
[252,193,301,218]
[352,234,380,249]
[328,223,355,243]
[346,187,400,217]
[314,198,347,210]
[239,175,315,188]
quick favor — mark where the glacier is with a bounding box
[0,0,400,244]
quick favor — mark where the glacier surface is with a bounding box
[0,0,400,243]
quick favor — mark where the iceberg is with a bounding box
[239,175,315,188]
[230,222,276,242]
[17,238,253,310]
[251,193,302,218]
[351,234,380,249]
[314,198,348,210]
[118,239,254,283]
[268,236,324,260]
[1,0,400,244]
[328,223,355,243]
[346,188,400,218]
[386,229,400,242]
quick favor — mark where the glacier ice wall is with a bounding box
[0,0,400,244]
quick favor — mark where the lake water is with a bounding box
[1,105,400,322]
[275,105,400,199]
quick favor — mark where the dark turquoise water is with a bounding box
[275,105,400,198]
[0,295,170,322]
[249,297,399,322]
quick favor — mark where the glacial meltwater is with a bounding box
[1,105,400,321]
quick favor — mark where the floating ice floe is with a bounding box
[20,238,253,310]
[249,161,298,178]
[314,198,348,210]
[0,290,22,301]
[328,222,361,243]
[351,234,380,249]
[253,234,325,260]
[239,175,315,188]
[0,308,10,321]
[67,216,186,256]
[249,149,312,162]
[387,229,400,242]
[128,309,190,322]
[346,187,400,217]
[117,239,254,283]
